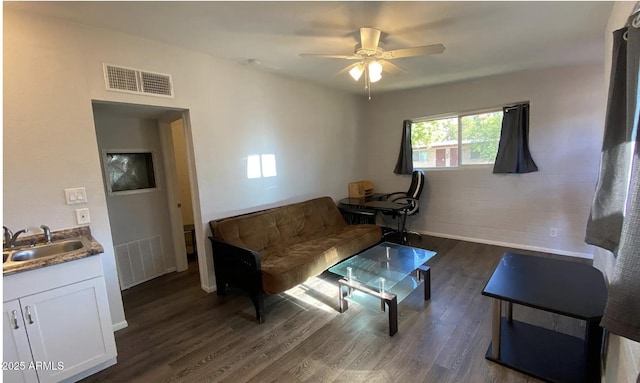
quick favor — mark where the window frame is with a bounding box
[410,106,504,170]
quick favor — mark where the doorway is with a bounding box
[92,101,200,290]
[170,119,196,262]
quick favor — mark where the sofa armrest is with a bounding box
[209,237,266,323]
[209,237,263,292]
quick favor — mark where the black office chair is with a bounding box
[382,170,425,243]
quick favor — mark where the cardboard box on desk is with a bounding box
[348,181,374,200]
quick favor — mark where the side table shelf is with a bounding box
[482,252,606,383]
[486,318,599,383]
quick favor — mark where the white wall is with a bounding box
[3,10,366,327]
[364,64,605,258]
[593,2,640,383]
[93,112,177,274]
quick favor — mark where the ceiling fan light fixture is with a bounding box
[368,60,382,75]
[369,70,382,83]
[368,60,382,83]
[349,63,364,81]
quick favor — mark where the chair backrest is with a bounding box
[407,170,425,200]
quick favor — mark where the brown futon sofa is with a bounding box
[209,196,381,322]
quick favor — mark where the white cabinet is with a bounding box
[3,299,39,383]
[3,256,117,383]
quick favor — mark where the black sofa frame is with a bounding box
[209,237,266,323]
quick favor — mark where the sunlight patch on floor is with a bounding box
[283,277,338,313]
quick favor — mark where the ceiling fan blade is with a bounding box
[299,53,359,59]
[382,44,446,59]
[360,27,381,51]
[380,60,406,75]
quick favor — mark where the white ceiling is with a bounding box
[5,1,613,94]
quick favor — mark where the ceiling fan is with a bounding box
[300,27,445,98]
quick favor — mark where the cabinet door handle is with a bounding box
[24,306,34,324]
[11,310,19,329]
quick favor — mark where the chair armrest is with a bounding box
[385,191,409,202]
[390,196,420,215]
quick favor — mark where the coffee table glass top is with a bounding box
[329,242,436,301]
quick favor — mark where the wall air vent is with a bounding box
[103,63,174,98]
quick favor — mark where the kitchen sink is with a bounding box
[5,238,89,263]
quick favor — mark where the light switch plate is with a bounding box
[75,208,91,225]
[65,188,87,205]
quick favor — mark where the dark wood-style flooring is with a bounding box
[82,236,592,383]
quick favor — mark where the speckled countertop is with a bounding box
[3,226,104,276]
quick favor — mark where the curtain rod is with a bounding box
[624,2,639,37]
[504,102,529,111]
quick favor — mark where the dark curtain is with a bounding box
[585,27,632,251]
[394,120,413,175]
[599,12,640,343]
[492,103,538,174]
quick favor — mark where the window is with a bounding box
[103,150,158,195]
[412,149,429,167]
[411,109,503,169]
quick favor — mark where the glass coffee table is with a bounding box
[328,241,436,336]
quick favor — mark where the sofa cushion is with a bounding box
[260,224,381,294]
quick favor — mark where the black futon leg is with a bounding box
[250,291,265,323]
[216,280,227,296]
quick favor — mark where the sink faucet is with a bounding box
[3,226,27,249]
[40,225,52,244]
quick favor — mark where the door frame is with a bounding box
[158,111,210,290]
[158,119,189,272]
[92,101,208,288]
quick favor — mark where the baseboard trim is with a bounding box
[417,230,594,259]
[66,357,117,382]
[113,320,128,332]
[165,267,177,273]
[201,283,216,293]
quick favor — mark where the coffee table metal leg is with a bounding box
[386,296,398,336]
[338,278,401,336]
[505,301,513,322]
[338,281,349,313]
[417,265,431,300]
[492,298,501,359]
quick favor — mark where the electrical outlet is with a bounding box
[75,208,91,225]
[549,227,558,237]
[65,188,87,205]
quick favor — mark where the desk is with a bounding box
[338,197,411,242]
[482,252,606,383]
[339,197,410,212]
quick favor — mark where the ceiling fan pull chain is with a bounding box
[364,65,371,100]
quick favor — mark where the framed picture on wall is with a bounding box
[102,149,159,195]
